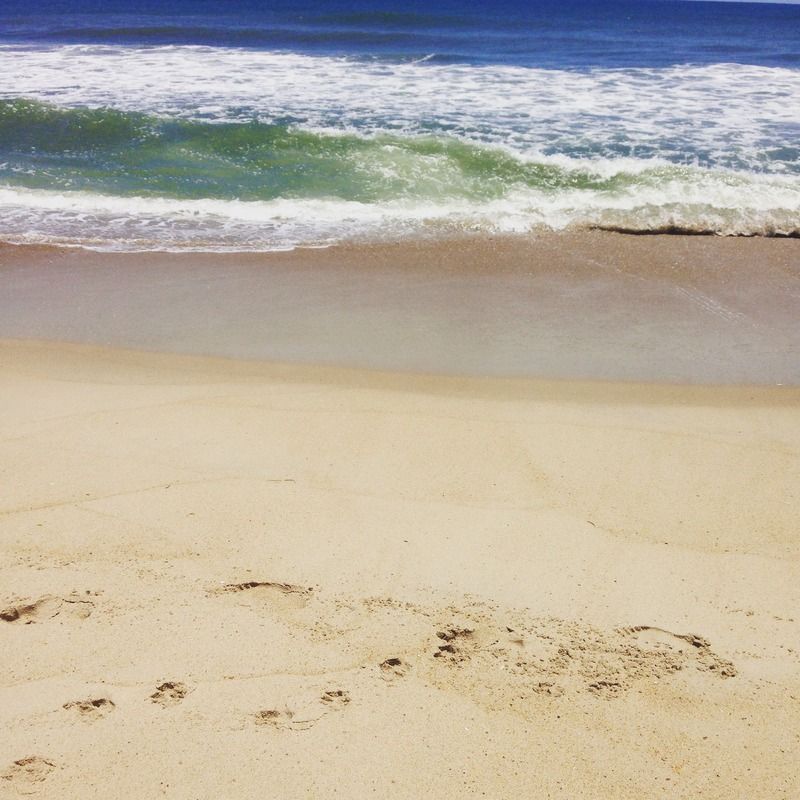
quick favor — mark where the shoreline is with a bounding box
[2,231,799,386]
[4,335,800,406]
[2,225,800,258]
[1,336,798,798]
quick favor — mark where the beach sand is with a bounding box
[1,234,799,798]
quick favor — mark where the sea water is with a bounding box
[0,0,798,250]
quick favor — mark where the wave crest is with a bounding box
[0,100,798,250]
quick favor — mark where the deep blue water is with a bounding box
[0,0,798,249]
[1,0,799,68]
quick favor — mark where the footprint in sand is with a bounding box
[212,581,313,614]
[255,689,351,731]
[63,697,115,720]
[150,681,190,707]
[1,757,56,795]
[412,611,739,710]
[320,689,351,708]
[1,595,94,624]
[618,625,737,678]
[620,625,708,651]
[379,657,412,681]
[432,627,477,662]
[254,708,319,731]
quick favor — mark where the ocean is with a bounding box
[0,0,798,251]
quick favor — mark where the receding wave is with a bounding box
[0,100,798,250]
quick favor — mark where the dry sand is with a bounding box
[1,336,799,798]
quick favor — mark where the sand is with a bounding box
[3,232,800,383]
[1,329,799,798]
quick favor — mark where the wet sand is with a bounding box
[1,231,799,383]
[1,234,799,799]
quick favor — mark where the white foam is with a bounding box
[1,166,797,250]
[0,44,799,174]
[1,44,798,248]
